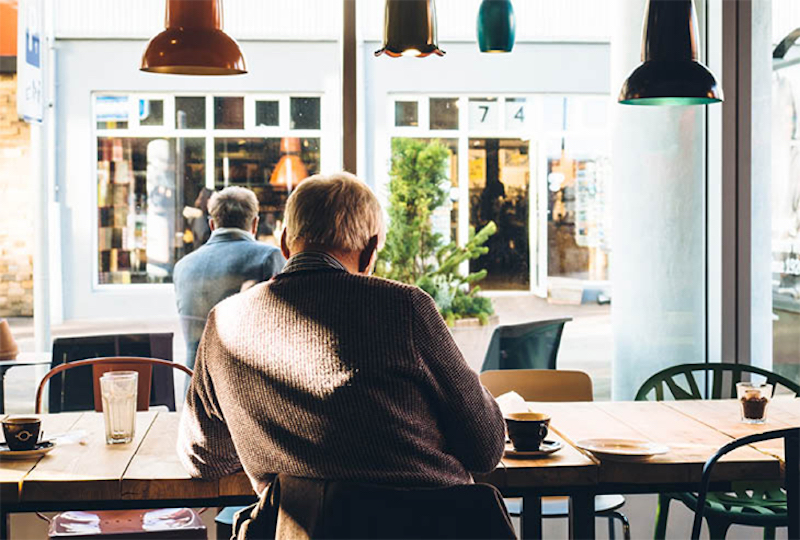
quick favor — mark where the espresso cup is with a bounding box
[505,412,550,451]
[2,417,41,451]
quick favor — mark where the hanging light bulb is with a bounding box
[477,0,516,53]
[270,138,309,192]
[141,0,246,75]
[618,0,722,105]
[375,0,445,58]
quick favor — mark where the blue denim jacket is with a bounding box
[173,229,285,370]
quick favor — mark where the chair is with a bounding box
[480,318,571,372]
[232,474,517,539]
[35,357,204,539]
[690,428,800,540]
[49,333,177,413]
[480,369,631,540]
[635,363,800,539]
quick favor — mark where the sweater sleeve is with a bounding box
[177,309,243,479]
[410,288,505,474]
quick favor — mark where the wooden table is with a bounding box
[1,400,797,540]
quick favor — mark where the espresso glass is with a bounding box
[737,382,773,424]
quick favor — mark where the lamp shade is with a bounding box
[141,0,246,76]
[619,0,722,105]
[477,0,515,53]
[270,138,309,192]
[375,0,445,58]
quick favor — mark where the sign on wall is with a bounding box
[17,0,44,123]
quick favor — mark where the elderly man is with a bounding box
[173,186,285,371]
[178,172,505,495]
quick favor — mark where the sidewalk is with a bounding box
[4,295,612,414]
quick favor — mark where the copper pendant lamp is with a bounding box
[270,138,309,192]
[618,0,722,105]
[375,0,445,58]
[141,0,246,75]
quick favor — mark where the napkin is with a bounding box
[494,391,528,416]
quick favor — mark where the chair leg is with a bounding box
[763,526,776,540]
[607,511,630,540]
[705,516,731,540]
[654,493,671,540]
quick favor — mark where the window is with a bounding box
[93,93,325,285]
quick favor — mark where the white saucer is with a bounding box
[0,440,56,460]
[504,439,563,458]
[576,438,669,462]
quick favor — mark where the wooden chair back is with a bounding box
[480,369,593,402]
[635,363,800,402]
[36,357,192,414]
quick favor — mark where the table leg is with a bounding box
[786,430,799,540]
[0,366,8,415]
[569,491,595,540]
[520,495,542,540]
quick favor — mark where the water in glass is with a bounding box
[100,371,138,444]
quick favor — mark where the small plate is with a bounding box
[0,441,55,460]
[504,439,563,458]
[576,438,669,462]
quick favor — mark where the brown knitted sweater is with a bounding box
[177,266,505,492]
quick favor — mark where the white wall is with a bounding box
[55,39,341,320]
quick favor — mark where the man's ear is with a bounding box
[251,216,260,236]
[208,217,217,232]
[280,229,291,260]
[358,235,380,274]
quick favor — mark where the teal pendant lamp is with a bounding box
[477,0,516,53]
[619,0,722,105]
[375,0,445,58]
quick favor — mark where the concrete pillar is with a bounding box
[611,0,707,399]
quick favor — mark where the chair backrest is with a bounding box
[234,474,517,540]
[635,363,800,402]
[49,333,175,412]
[691,427,800,540]
[480,369,593,402]
[480,317,572,372]
[36,357,192,414]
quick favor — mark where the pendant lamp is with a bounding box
[618,0,722,105]
[375,0,445,58]
[270,138,309,192]
[141,0,246,75]
[477,0,516,53]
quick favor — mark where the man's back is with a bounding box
[174,229,284,369]
[179,269,505,491]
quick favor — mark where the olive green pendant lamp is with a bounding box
[619,0,722,105]
[375,0,445,58]
[477,0,516,53]
[141,0,246,75]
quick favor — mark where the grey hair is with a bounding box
[284,172,385,252]
[208,186,259,230]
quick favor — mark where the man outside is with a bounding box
[173,186,285,372]
[177,172,504,498]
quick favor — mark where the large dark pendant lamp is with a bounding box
[477,0,516,53]
[375,0,445,58]
[140,0,246,75]
[618,0,722,105]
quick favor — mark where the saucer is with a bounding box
[0,440,55,460]
[504,439,563,458]
[576,438,669,462]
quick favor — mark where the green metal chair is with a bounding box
[635,363,800,540]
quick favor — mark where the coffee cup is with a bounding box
[505,412,550,451]
[2,417,41,451]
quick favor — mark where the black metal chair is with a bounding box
[48,333,176,413]
[691,428,800,540]
[480,318,571,372]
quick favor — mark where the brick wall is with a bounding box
[0,74,33,317]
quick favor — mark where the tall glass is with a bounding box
[100,371,138,444]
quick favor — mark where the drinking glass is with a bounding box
[736,382,773,424]
[100,371,138,444]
